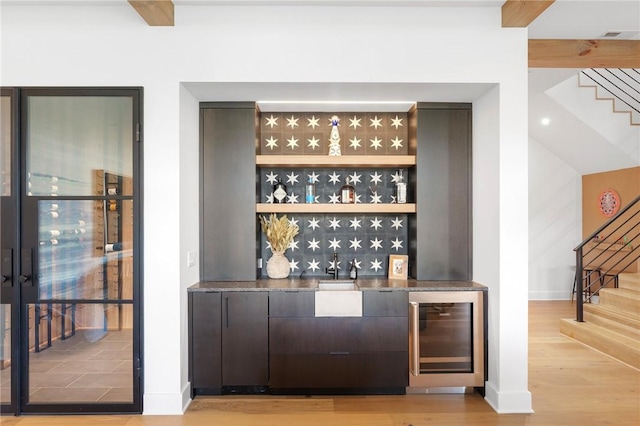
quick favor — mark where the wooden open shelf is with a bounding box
[256,203,416,214]
[256,155,416,168]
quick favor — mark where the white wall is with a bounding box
[1,2,532,414]
[528,137,582,300]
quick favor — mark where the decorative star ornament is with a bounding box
[349,137,362,150]
[370,192,382,204]
[286,172,299,185]
[289,258,299,271]
[348,172,362,185]
[286,193,299,204]
[391,237,403,251]
[349,217,362,230]
[391,171,403,183]
[391,217,403,230]
[349,115,362,129]
[349,238,362,251]
[307,136,320,150]
[370,171,382,185]
[391,115,403,129]
[265,136,278,150]
[266,193,274,203]
[354,193,362,204]
[370,217,383,230]
[307,238,320,251]
[308,259,320,272]
[286,136,299,149]
[307,171,320,183]
[328,172,341,185]
[288,239,300,251]
[265,171,278,185]
[353,259,362,270]
[307,115,320,129]
[328,238,341,250]
[370,237,383,251]
[286,115,299,128]
[369,116,382,129]
[308,217,320,230]
[369,137,383,150]
[370,258,383,271]
[328,217,341,230]
[390,137,403,150]
[328,193,341,204]
[265,115,278,128]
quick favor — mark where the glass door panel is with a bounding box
[27,302,133,404]
[37,199,133,301]
[1,90,15,412]
[26,96,133,197]
[20,89,140,412]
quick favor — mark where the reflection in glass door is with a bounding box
[1,88,17,414]
[1,88,142,414]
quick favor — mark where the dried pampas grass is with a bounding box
[260,213,299,254]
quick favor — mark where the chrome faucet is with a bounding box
[325,252,339,279]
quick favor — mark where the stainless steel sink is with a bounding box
[318,280,358,291]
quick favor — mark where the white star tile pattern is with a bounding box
[260,112,408,155]
[259,168,409,278]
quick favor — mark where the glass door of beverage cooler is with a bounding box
[408,291,485,390]
[2,88,142,414]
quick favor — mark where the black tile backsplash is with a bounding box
[259,167,409,278]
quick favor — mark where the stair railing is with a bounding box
[579,68,640,124]
[574,195,640,322]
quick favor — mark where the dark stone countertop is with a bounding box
[188,278,487,292]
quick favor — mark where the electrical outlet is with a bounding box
[187,251,196,268]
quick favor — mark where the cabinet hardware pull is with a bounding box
[409,301,419,376]
[225,297,229,327]
[329,351,349,355]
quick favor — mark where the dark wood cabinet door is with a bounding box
[363,291,408,317]
[201,103,257,281]
[189,292,222,391]
[269,291,314,317]
[413,103,472,280]
[221,292,269,386]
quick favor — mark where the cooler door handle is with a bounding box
[409,301,419,377]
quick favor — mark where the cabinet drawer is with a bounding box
[363,291,408,317]
[270,352,408,389]
[269,291,314,317]
[270,317,408,354]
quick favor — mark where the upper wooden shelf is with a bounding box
[256,155,416,168]
[256,203,416,214]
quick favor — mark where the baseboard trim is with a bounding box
[528,291,571,301]
[143,388,189,415]
[484,381,534,414]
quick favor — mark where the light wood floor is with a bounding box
[2,301,639,425]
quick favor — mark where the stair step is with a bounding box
[618,273,640,291]
[560,318,640,369]
[598,288,640,313]
[583,304,640,340]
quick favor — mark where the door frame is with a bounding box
[1,87,144,415]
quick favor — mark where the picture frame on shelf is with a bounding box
[388,254,408,280]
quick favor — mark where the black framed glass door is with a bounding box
[1,87,142,414]
[1,88,18,414]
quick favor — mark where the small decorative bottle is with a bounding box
[305,177,315,204]
[349,260,358,280]
[396,170,407,204]
[273,178,287,204]
[340,177,355,204]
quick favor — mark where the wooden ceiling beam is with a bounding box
[502,0,555,27]
[128,0,174,26]
[529,39,640,68]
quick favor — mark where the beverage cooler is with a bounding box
[408,291,486,391]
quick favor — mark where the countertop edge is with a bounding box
[188,279,487,292]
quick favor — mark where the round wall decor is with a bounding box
[598,189,621,217]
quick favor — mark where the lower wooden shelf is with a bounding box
[256,203,416,214]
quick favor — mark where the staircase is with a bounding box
[578,68,640,126]
[560,272,640,370]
